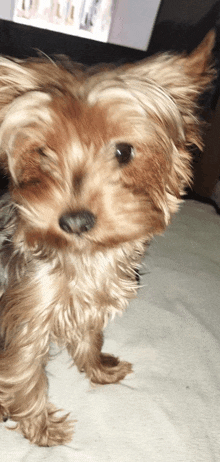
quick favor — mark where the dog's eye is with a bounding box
[37,148,47,157]
[115,143,135,165]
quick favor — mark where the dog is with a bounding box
[0,31,215,446]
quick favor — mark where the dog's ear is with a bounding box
[0,58,39,179]
[0,58,56,184]
[119,30,216,146]
[182,29,216,91]
[0,57,38,107]
[158,29,215,96]
[0,57,83,182]
[122,29,215,99]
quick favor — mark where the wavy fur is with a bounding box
[0,31,215,446]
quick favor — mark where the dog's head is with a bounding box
[0,31,215,252]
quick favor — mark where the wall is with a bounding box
[0,1,15,20]
[108,0,161,50]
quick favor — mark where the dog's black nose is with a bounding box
[59,210,96,235]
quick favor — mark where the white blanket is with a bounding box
[1,199,220,461]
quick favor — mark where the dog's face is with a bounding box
[0,32,215,253]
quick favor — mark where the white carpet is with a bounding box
[1,199,220,461]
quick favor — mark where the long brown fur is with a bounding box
[0,31,215,446]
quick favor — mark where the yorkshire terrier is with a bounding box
[0,31,215,446]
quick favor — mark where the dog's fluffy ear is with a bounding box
[120,30,216,147]
[123,29,215,96]
[0,57,82,181]
[182,29,216,91]
[0,57,38,107]
[0,58,39,176]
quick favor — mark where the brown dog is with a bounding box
[0,31,215,446]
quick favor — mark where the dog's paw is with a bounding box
[15,404,74,446]
[90,353,133,384]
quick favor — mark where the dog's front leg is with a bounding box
[0,275,73,446]
[68,328,132,384]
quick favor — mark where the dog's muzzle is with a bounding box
[59,210,96,235]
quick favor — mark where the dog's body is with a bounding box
[0,31,215,446]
